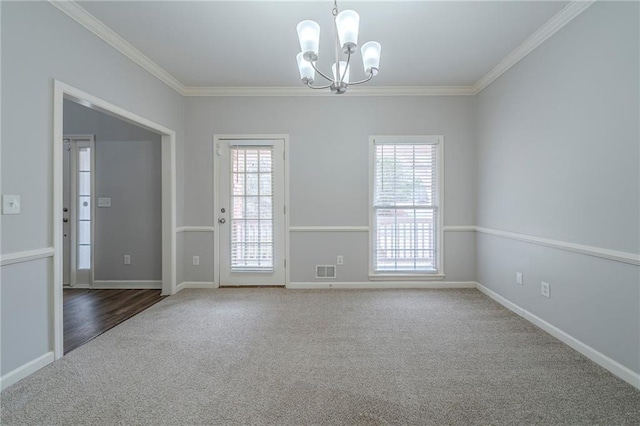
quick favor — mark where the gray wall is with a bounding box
[0,1,184,375]
[64,100,162,281]
[183,96,477,283]
[475,1,639,373]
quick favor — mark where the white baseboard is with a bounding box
[90,280,162,289]
[1,351,54,391]
[476,282,640,390]
[287,281,477,289]
[175,281,218,292]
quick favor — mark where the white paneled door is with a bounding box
[217,139,286,286]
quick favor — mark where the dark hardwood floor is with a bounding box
[63,288,165,354]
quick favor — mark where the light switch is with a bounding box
[98,197,111,207]
[2,195,21,214]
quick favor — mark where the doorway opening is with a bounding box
[53,81,176,359]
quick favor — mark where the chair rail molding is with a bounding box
[475,226,640,266]
[177,226,215,233]
[1,247,55,267]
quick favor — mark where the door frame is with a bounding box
[63,135,96,288]
[53,80,177,360]
[212,134,290,288]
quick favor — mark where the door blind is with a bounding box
[373,142,438,272]
[230,146,274,271]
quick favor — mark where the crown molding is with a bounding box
[48,0,186,95]
[181,85,476,97]
[49,0,595,98]
[472,0,596,94]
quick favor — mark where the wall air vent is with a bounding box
[316,265,336,279]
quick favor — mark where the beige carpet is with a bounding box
[2,288,639,425]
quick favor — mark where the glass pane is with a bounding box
[259,173,272,196]
[374,208,436,272]
[259,197,272,219]
[78,171,91,196]
[245,150,259,172]
[78,147,91,172]
[78,196,91,220]
[232,173,245,195]
[245,173,259,195]
[78,220,91,245]
[259,152,272,172]
[374,144,436,208]
[230,146,274,271]
[78,245,91,269]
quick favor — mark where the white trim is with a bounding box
[0,247,55,267]
[47,1,184,94]
[290,226,369,233]
[443,226,476,232]
[476,283,640,390]
[475,226,640,266]
[47,1,593,98]
[0,352,55,391]
[54,80,177,361]
[368,274,445,281]
[288,226,475,233]
[287,281,476,289]
[91,280,162,289]
[181,86,475,97]
[175,281,218,292]
[176,226,215,233]
[472,1,596,94]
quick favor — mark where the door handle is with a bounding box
[218,218,226,224]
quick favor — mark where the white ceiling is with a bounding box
[77,1,568,88]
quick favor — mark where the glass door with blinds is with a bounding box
[216,139,286,286]
[63,135,95,287]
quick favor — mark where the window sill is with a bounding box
[369,273,445,281]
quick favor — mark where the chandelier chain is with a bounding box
[332,0,339,16]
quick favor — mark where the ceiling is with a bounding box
[75,1,569,90]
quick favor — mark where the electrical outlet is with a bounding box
[516,272,523,285]
[124,255,131,265]
[337,255,344,265]
[541,281,550,298]
[193,256,200,266]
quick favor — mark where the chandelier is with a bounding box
[295,0,381,94]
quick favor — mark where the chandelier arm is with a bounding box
[310,61,334,83]
[348,72,375,86]
[340,50,352,84]
[306,81,333,90]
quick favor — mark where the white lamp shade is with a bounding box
[296,20,320,58]
[332,61,351,84]
[361,41,381,75]
[335,10,359,50]
[296,52,315,83]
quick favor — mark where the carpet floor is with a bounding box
[2,289,639,425]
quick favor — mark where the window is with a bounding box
[77,145,92,270]
[230,146,274,271]
[370,136,443,276]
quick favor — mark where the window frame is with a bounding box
[368,135,444,280]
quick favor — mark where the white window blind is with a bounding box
[373,141,439,273]
[230,146,274,271]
